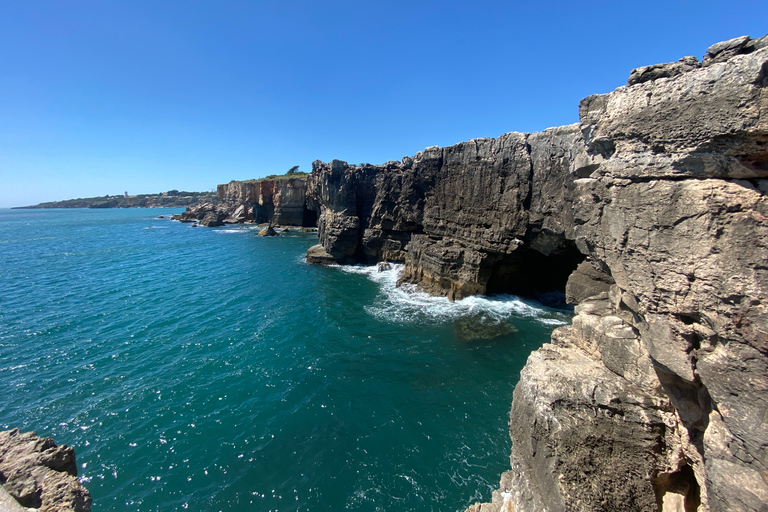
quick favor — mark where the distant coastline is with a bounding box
[13,190,219,209]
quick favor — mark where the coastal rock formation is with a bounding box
[306,125,583,301]
[306,35,768,512]
[179,177,317,228]
[0,429,91,512]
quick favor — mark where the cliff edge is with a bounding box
[307,34,768,511]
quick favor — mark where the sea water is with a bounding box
[0,208,570,512]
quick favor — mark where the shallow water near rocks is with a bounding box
[0,208,569,512]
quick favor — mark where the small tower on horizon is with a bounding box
[125,191,128,197]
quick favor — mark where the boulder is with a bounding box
[0,429,91,512]
[305,244,337,265]
[199,212,225,227]
[257,225,278,237]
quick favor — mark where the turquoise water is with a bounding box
[0,208,569,512]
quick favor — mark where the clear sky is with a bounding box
[1,1,766,208]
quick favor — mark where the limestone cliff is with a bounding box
[307,35,768,512]
[178,177,317,227]
[0,429,92,512]
[305,125,583,301]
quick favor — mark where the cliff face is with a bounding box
[307,35,768,512]
[179,177,316,227]
[0,429,92,512]
[306,126,583,301]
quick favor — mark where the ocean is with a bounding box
[0,208,570,512]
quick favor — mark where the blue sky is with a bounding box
[1,1,766,207]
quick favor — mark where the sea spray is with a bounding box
[337,263,571,327]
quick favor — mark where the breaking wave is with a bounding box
[337,264,571,326]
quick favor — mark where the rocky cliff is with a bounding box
[305,125,583,301]
[178,177,317,227]
[307,35,768,511]
[0,429,91,512]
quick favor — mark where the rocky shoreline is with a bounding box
[174,176,318,228]
[10,33,765,512]
[0,429,91,512]
[302,35,768,511]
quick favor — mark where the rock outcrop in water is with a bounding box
[177,177,318,228]
[0,429,91,512]
[306,35,768,512]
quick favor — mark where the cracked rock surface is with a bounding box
[0,429,91,512]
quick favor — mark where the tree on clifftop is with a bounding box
[287,166,299,175]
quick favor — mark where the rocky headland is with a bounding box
[305,35,768,511]
[176,176,318,228]
[0,429,91,512]
[14,191,218,209]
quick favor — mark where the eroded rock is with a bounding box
[305,32,768,512]
[0,429,91,512]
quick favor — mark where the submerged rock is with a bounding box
[453,314,518,342]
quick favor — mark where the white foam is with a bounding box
[337,264,570,326]
[215,229,248,234]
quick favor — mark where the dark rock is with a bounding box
[453,314,518,342]
[257,225,278,237]
[199,212,225,227]
[703,35,751,65]
[0,429,91,512]
[307,128,584,299]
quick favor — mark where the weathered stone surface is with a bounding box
[305,244,336,265]
[305,33,768,512]
[575,44,768,180]
[0,429,91,512]
[497,34,767,512]
[307,128,585,299]
[565,259,614,305]
[182,177,315,228]
[200,210,225,227]
[257,225,278,237]
[627,56,701,86]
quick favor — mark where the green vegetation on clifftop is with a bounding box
[14,191,220,209]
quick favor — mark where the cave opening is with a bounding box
[485,243,584,308]
[302,205,318,227]
[652,464,701,512]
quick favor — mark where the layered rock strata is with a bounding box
[307,35,768,511]
[0,429,91,512]
[177,177,317,227]
[306,126,584,301]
